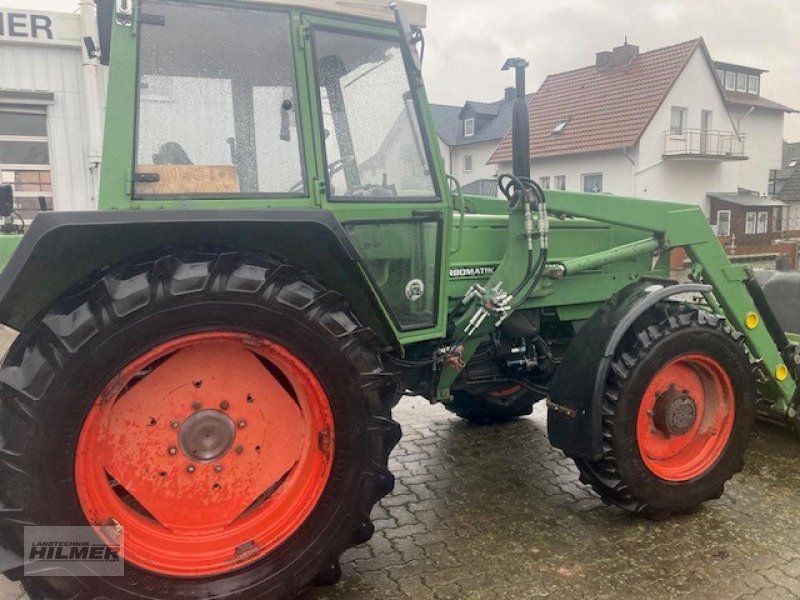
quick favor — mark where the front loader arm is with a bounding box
[437,190,797,412]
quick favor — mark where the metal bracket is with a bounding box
[115,0,133,26]
[546,398,577,419]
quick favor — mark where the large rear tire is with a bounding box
[573,308,755,519]
[0,249,401,599]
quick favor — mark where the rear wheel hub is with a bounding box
[179,410,236,463]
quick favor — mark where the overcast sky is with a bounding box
[4,0,799,140]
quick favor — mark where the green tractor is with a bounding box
[0,0,798,598]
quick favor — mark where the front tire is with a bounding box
[0,249,401,599]
[573,308,755,519]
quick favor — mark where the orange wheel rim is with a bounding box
[74,332,334,577]
[636,353,735,482]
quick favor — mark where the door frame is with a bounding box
[295,11,453,343]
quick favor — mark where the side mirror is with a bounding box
[0,185,13,218]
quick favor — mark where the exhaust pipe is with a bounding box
[502,58,530,179]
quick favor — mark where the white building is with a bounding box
[715,61,796,196]
[489,39,795,215]
[0,3,104,219]
[430,90,528,193]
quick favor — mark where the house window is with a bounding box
[747,75,759,95]
[540,176,551,189]
[670,106,687,135]
[757,211,769,234]
[463,155,473,173]
[736,73,747,93]
[724,72,736,91]
[716,210,731,236]
[554,175,566,190]
[716,69,724,85]
[745,212,757,234]
[582,173,603,193]
[0,107,53,219]
[464,118,475,137]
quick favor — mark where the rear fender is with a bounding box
[0,210,398,348]
[547,280,712,461]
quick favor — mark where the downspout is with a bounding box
[737,105,756,138]
[80,0,104,208]
[622,145,636,196]
[449,144,454,177]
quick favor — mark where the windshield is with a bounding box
[313,30,436,199]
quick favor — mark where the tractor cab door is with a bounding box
[298,12,451,343]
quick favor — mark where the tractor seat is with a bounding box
[753,270,800,336]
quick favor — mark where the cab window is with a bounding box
[134,0,305,197]
[313,29,436,200]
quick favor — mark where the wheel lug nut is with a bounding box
[238,420,247,429]
[186,465,196,473]
[168,446,177,456]
[214,464,224,473]
[220,401,230,411]
[192,401,202,410]
[171,420,180,429]
[235,445,244,455]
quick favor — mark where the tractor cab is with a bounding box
[96,0,450,337]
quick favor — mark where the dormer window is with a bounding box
[464,118,475,137]
[718,65,761,96]
[553,117,570,134]
[748,75,759,95]
[724,72,735,91]
[736,73,747,93]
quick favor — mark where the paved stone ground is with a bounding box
[2,320,800,599]
[299,401,800,600]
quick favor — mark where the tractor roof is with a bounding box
[246,0,427,27]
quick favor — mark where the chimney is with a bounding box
[596,42,639,70]
[504,86,516,102]
[595,51,613,69]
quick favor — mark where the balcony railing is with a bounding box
[663,129,747,160]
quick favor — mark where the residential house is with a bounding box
[431,89,531,189]
[489,39,794,214]
[776,149,800,233]
[715,62,797,194]
[770,141,800,196]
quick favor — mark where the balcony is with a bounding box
[663,129,748,161]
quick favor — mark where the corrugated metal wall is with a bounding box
[0,43,100,211]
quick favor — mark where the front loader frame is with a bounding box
[439,190,798,414]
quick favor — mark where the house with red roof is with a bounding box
[488,38,795,214]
